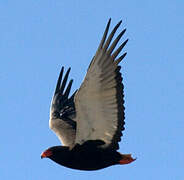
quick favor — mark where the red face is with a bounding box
[41,149,53,159]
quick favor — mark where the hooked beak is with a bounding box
[41,149,52,159]
[41,152,46,159]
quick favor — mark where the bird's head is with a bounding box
[41,148,53,159]
[41,146,70,160]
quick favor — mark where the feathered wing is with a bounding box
[49,67,77,147]
[74,19,128,150]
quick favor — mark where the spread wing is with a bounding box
[74,19,127,150]
[49,67,77,147]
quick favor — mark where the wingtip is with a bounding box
[61,66,71,72]
[114,52,127,65]
[119,20,122,24]
[122,28,126,33]
[61,66,64,71]
[116,20,122,27]
[67,67,71,73]
[107,18,111,29]
[108,18,122,26]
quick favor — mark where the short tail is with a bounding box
[119,154,136,165]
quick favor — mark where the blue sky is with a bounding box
[1,0,184,179]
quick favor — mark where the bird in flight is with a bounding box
[41,19,136,171]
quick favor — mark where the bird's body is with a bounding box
[44,142,123,170]
[41,19,135,170]
[42,141,133,170]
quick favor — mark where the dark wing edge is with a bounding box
[100,19,127,150]
[49,67,77,147]
[50,67,77,127]
[110,66,125,150]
